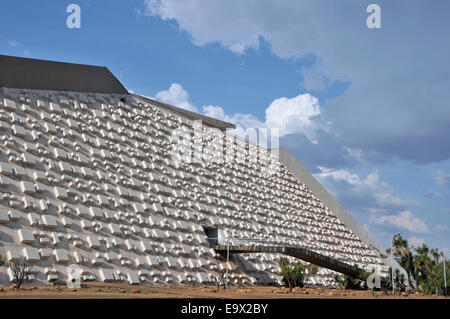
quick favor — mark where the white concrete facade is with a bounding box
[0,87,387,287]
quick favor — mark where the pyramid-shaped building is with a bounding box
[0,55,390,287]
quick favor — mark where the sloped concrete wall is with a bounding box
[274,147,410,284]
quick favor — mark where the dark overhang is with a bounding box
[0,54,128,94]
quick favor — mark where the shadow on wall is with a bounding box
[232,254,279,286]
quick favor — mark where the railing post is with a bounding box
[225,237,230,288]
[444,257,447,296]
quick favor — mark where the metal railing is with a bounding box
[208,236,368,286]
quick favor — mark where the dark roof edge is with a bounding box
[0,54,128,95]
[131,93,236,131]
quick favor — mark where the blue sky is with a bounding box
[1,0,449,255]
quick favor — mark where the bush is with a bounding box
[278,257,319,292]
[334,274,365,290]
[9,260,31,289]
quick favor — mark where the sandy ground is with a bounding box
[0,283,448,299]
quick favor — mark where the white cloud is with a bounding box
[370,211,431,234]
[265,93,326,144]
[155,83,197,112]
[143,0,450,163]
[345,147,365,162]
[202,105,229,122]
[203,94,326,143]
[424,190,442,198]
[299,60,334,91]
[314,167,418,214]
[202,105,264,130]
[435,224,449,233]
[315,167,364,186]
[154,84,266,141]
[7,39,21,48]
[155,83,325,143]
[436,170,450,188]
[6,39,30,58]
[143,0,260,54]
[409,236,425,247]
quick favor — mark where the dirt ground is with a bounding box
[0,282,448,299]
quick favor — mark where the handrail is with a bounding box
[214,244,369,281]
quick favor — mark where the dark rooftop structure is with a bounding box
[0,54,128,94]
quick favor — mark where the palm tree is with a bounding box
[391,234,415,288]
[387,239,448,295]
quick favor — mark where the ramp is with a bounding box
[215,244,368,280]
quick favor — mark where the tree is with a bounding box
[278,257,307,292]
[9,260,31,289]
[305,264,318,284]
[391,234,415,288]
[411,244,448,295]
[414,244,435,293]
